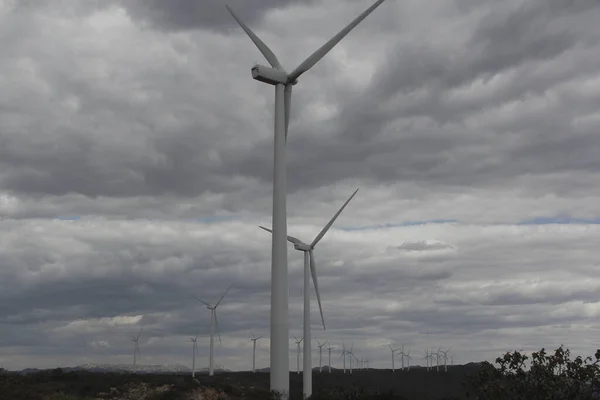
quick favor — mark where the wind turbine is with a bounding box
[422,350,429,371]
[190,334,199,378]
[346,344,355,374]
[387,345,400,372]
[294,336,303,374]
[398,345,405,371]
[131,328,142,374]
[340,343,348,374]
[260,189,358,397]
[405,350,412,371]
[441,348,451,372]
[226,0,389,395]
[250,332,263,373]
[316,339,328,373]
[326,345,335,373]
[194,284,232,376]
[435,348,441,372]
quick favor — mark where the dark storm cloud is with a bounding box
[119,0,317,32]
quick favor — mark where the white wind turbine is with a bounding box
[190,334,199,378]
[294,336,303,374]
[441,348,451,372]
[387,345,400,372]
[398,345,405,371]
[435,348,441,372]
[422,350,429,371]
[346,344,355,374]
[226,1,388,395]
[326,345,335,373]
[316,339,328,373]
[250,332,263,373]
[131,328,142,374]
[260,189,359,398]
[194,284,232,376]
[340,343,348,374]
[405,349,412,371]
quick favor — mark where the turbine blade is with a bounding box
[215,284,232,307]
[259,225,304,245]
[284,84,292,141]
[310,188,359,248]
[193,296,212,307]
[287,0,387,82]
[214,310,222,344]
[225,5,283,70]
[309,250,326,330]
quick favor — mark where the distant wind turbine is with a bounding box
[441,348,451,372]
[194,284,232,376]
[398,345,405,371]
[316,339,328,373]
[131,328,142,374]
[340,342,348,374]
[250,332,262,373]
[405,349,412,371]
[260,189,358,398]
[326,345,335,373]
[190,334,199,378]
[387,345,400,372]
[294,336,303,374]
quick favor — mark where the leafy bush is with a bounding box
[464,345,600,400]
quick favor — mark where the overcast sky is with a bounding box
[1,0,600,372]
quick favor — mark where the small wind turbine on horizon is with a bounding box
[250,332,263,373]
[387,345,400,372]
[340,343,348,374]
[347,344,355,374]
[441,348,451,372]
[435,348,441,372]
[294,336,303,374]
[131,328,142,374]
[405,349,412,371]
[326,345,335,373]
[260,189,359,397]
[316,339,328,373]
[194,284,232,376]
[226,0,389,394]
[398,345,405,371]
[190,334,199,378]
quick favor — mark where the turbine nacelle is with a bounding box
[251,64,290,86]
[293,242,311,251]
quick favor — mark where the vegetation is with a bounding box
[1,347,599,399]
[464,346,600,399]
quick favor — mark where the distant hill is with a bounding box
[15,364,231,375]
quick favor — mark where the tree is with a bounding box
[464,346,600,400]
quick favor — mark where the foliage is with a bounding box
[464,345,600,400]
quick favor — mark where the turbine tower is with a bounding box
[316,339,328,373]
[294,336,303,374]
[260,189,358,397]
[190,334,199,378]
[131,328,142,374]
[326,345,335,373]
[250,332,263,373]
[226,1,389,395]
[194,284,232,376]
